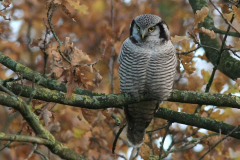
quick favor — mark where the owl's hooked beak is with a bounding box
[141,29,147,40]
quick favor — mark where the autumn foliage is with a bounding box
[0,0,240,160]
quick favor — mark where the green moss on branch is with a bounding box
[2,80,240,109]
[0,133,52,145]
[155,108,240,140]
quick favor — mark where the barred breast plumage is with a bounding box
[118,14,177,147]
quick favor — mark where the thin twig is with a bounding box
[209,0,240,34]
[131,148,139,160]
[227,0,238,5]
[162,133,218,158]
[0,128,23,151]
[24,143,37,160]
[34,150,49,160]
[46,57,55,78]
[200,44,219,51]
[0,7,7,12]
[109,0,115,94]
[106,122,129,146]
[212,27,240,37]
[47,2,71,64]
[198,125,240,160]
[224,48,240,59]
[129,147,137,160]
[88,39,108,66]
[50,103,57,111]
[90,129,127,160]
[146,124,168,133]
[26,22,35,70]
[110,113,121,126]
[112,124,126,154]
[110,0,114,30]
[159,121,172,160]
[177,46,201,55]
[42,18,51,76]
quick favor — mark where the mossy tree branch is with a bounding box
[189,0,240,80]
[155,108,240,140]
[212,27,240,37]
[1,89,240,143]
[0,132,52,145]
[1,80,240,109]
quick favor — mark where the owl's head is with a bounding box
[130,14,170,43]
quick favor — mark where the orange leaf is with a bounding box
[114,41,122,54]
[194,7,209,28]
[198,53,209,62]
[66,69,75,98]
[70,47,91,66]
[232,5,240,23]
[81,108,98,125]
[171,35,190,44]
[220,4,232,14]
[67,0,88,15]
[194,27,216,39]
[53,66,64,79]
[39,109,52,126]
[139,143,151,160]
[30,38,43,48]
[236,78,240,92]
[234,40,240,50]
[93,68,103,86]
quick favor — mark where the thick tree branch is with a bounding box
[155,108,240,140]
[1,92,240,143]
[1,80,240,109]
[212,27,240,37]
[189,0,240,79]
[0,132,51,145]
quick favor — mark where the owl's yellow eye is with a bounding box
[137,26,140,31]
[148,27,155,32]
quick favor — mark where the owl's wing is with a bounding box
[118,38,135,93]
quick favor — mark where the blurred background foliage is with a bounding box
[0,0,240,160]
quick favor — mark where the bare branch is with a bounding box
[24,143,37,160]
[209,0,240,34]
[0,133,51,145]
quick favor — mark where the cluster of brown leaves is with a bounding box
[0,0,11,34]
[50,37,103,98]
[31,37,103,98]
[193,7,216,39]
[47,0,89,22]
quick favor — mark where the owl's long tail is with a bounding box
[124,101,159,147]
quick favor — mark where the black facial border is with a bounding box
[156,21,169,41]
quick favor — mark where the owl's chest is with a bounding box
[132,46,167,68]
